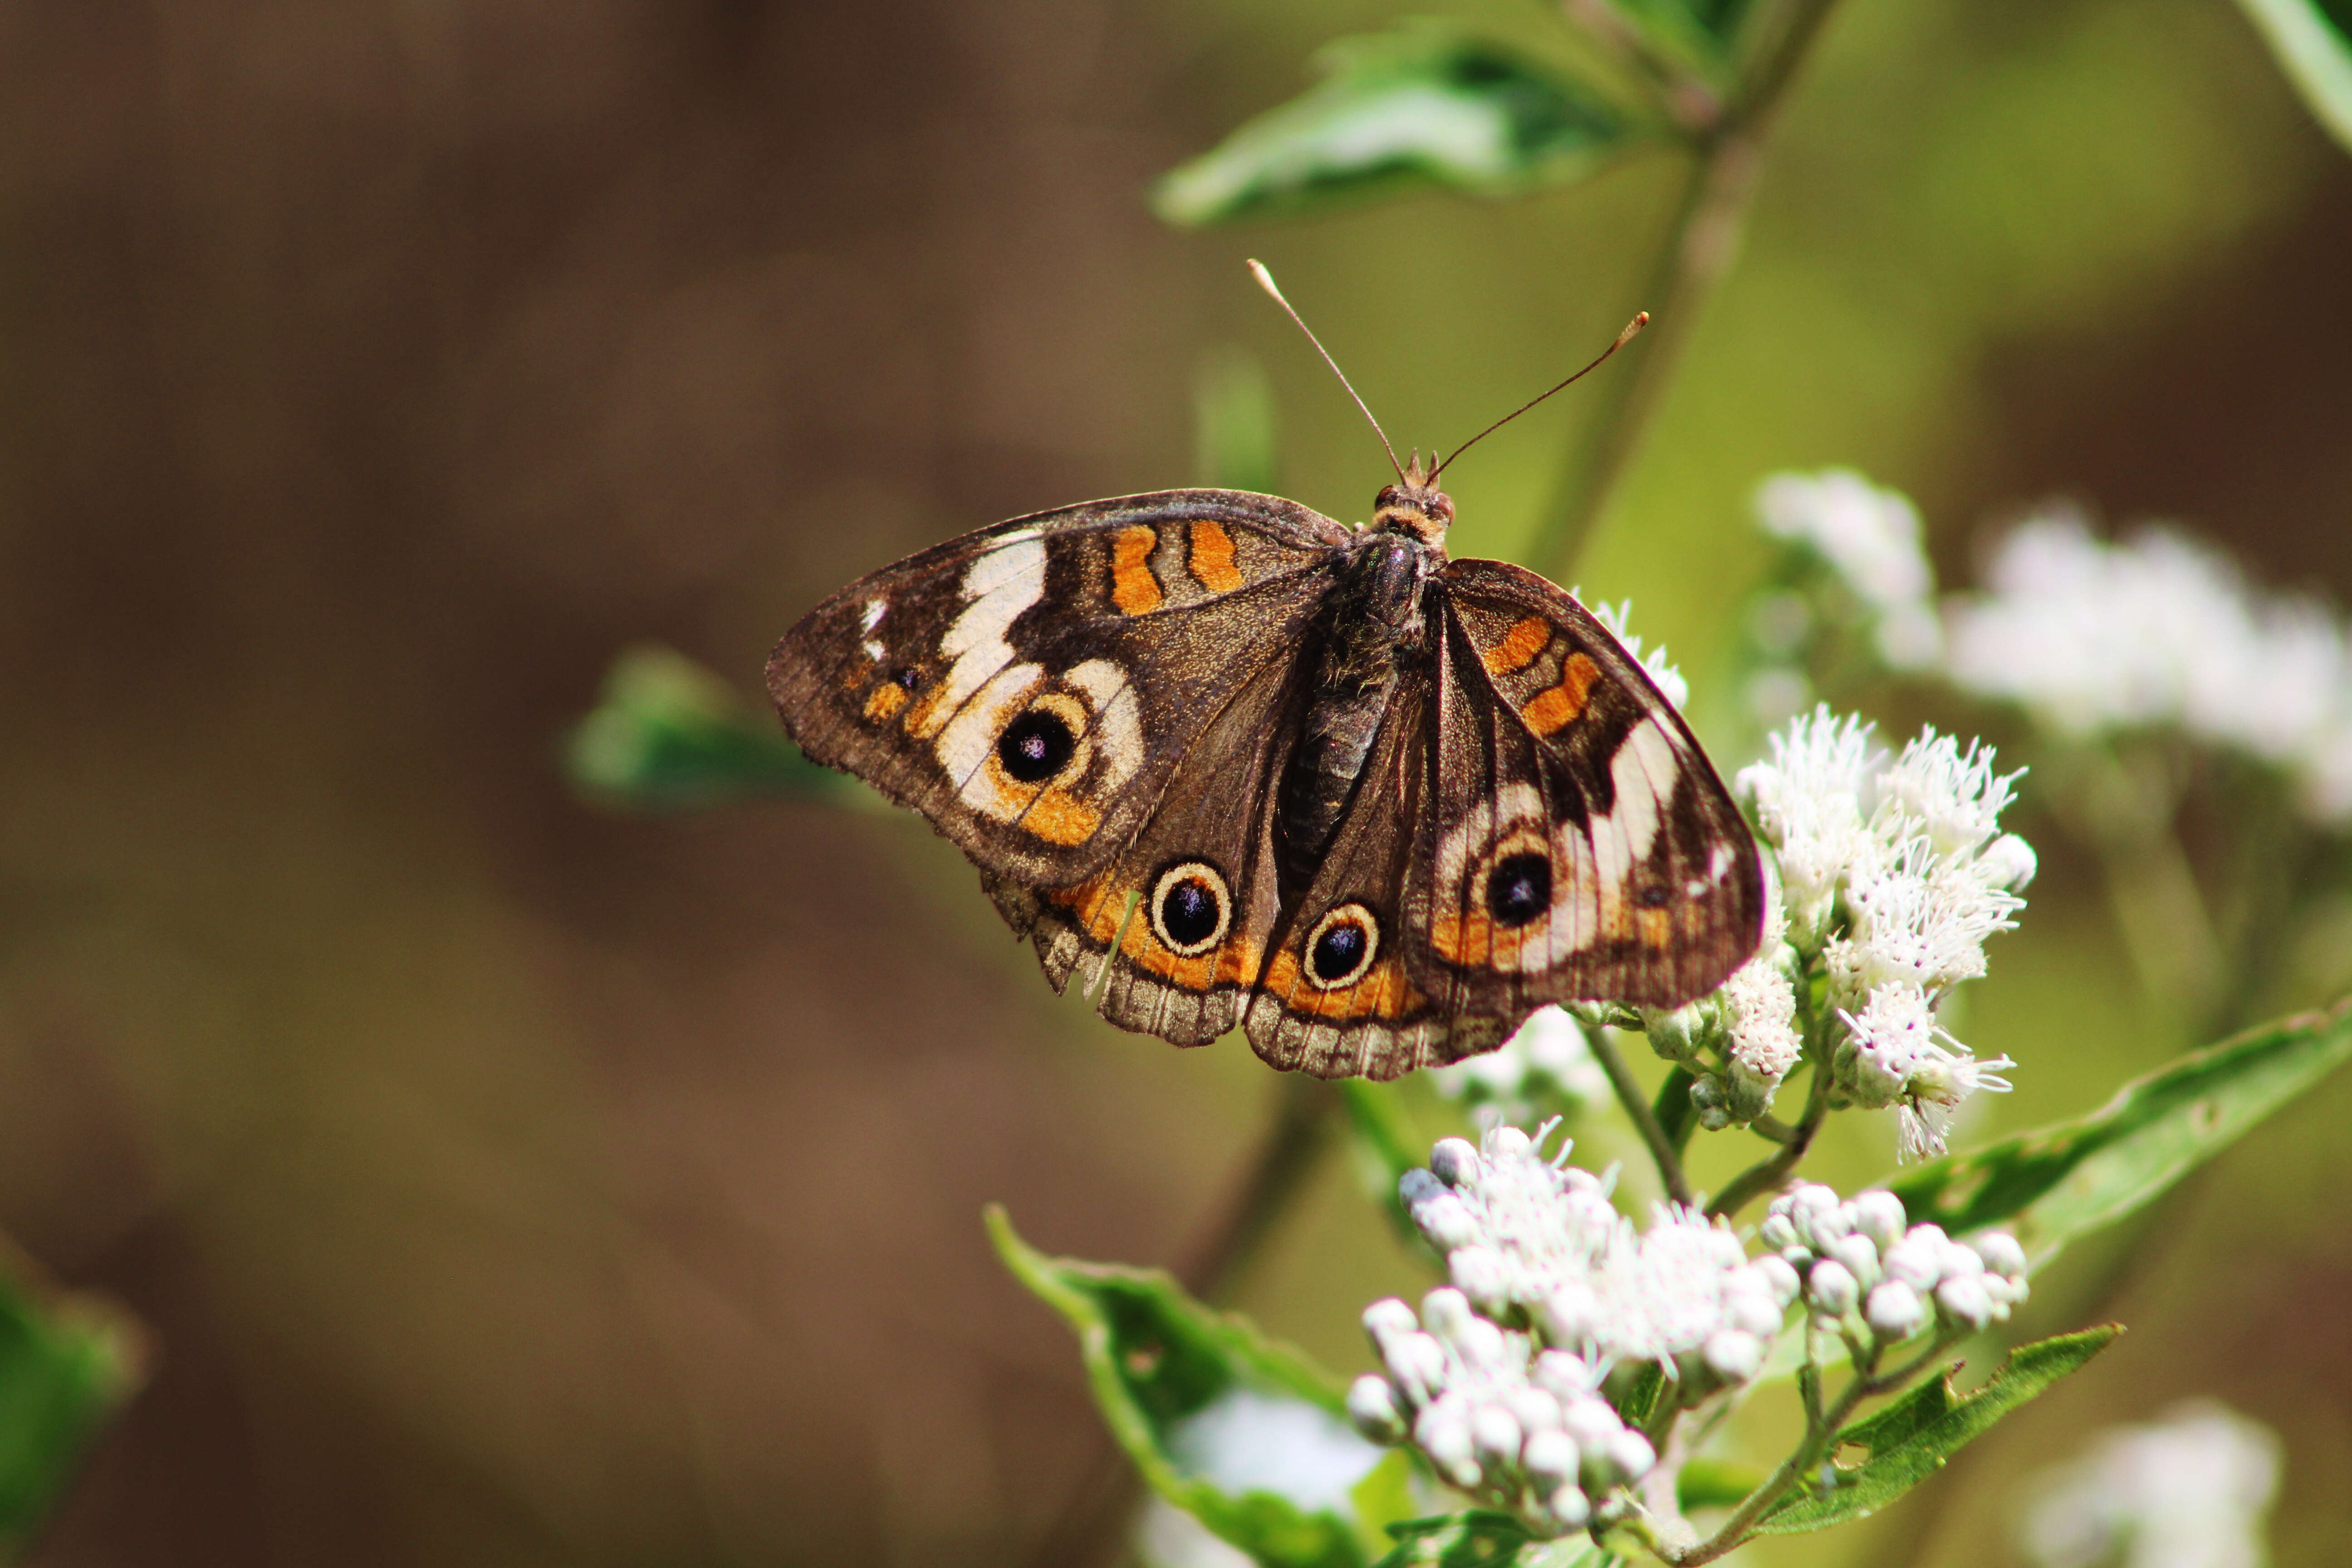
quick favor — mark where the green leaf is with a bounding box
[0,1252,143,1552]
[565,645,842,812]
[1883,999,2352,1260]
[1369,1513,1535,1568]
[1152,26,1650,227]
[1759,1325,2120,1535]
[1677,1455,1766,1513]
[988,1208,1384,1568]
[2231,0,2352,154]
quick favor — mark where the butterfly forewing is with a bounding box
[1411,560,1764,1009]
[767,490,1348,887]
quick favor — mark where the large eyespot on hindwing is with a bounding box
[1302,902,1381,990]
[1149,860,1232,957]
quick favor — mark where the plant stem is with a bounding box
[1707,1054,1828,1217]
[1591,1027,1696,1206]
[1528,0,1845,580]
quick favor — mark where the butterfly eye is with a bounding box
[1303,902,1380,990]
[997,707,1078,784]
[1150,861,1232,956]
[1486,851,1553,928]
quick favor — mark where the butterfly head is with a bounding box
[1372,453,1455,552]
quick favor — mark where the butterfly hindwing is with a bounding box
[767,490,1349,887]
[984,648,1312,1046]
[1240,666,1512,1081]
[1406,560,1764,1010]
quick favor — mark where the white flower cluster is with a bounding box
[1430,1007,1610,1127]
[2018,1400,2281,1568]
[1761,1183,2028,1346]
[1946,510,2352,825]
[1737,709,2031,1156]
[1754,469,1943,671]
[1345,1126,1799,1532]
[1587,596,1689,711]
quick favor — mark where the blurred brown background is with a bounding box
[0,0,2347,1564]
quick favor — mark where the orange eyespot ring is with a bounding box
[1149,861,1232,956]
[1302,902,1380,990]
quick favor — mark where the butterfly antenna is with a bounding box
[1248,259,1404,484]
[1431,312,1650,481]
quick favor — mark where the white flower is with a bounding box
[1946,510,2352,827]
[1897,1038,2015,1162]
[1754,469,1941,669]
[2019,1401,2282,1568]
[1722,955,1801,1085]
[1829,837,2024,998]
[1873,729,2021,860]
[1398,1126,1791,1385]
[1738,707,1883,944]
[1588,597,1689,711]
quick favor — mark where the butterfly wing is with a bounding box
[982,646,1313,1046]
[1237,665,1512,1080]
[1405,559,1764,1013]
[767,489,1350,888]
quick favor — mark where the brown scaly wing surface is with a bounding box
[767,489,1349,890]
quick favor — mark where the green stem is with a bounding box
[1655,1065,1701,1156]
[1591,1028,1696,1206]
[1528,0,1845,579]
[1707,1054,1828,1217]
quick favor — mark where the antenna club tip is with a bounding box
[1616,312,1651,347]
[1246,258,1284,299]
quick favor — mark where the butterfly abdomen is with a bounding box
[1277,535,1433,892]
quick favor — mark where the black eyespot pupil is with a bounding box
[998,710,1075,783]
[1310,922,1367,982]
[1488,853,1552,928]
[1160,879,1219,947]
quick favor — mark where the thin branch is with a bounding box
[1707,1055,1828,1218]
[1527,0,1847,579]
[1590,1027,1695,1206]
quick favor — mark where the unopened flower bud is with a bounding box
[1865,1280,1928,1343]
[1412,1193,1481,1252]
[1561,1396,1622,1451]
[1935,1274,1994,1331]
[1362,1298,1418,1346]
[1756,1254,1802,1307]
[1523,1428,1581,1488]
[1538,1280,1601,1346]
[1397,1168,1443,1206]
[1532,1350,1600,1403]
[1970,1230,2027,1280]
[1450,1245,1509,1310]
[1504,1385,1563,1436]
[1382,1332,1446,1404]
[1704,1328,1764,1382]
[1415,1396,1480,1487]
[1421,1287,1474,1340]
[1451,1315,1508,1372]
[1429,1138,1481,1188]
[1347,1375,1405,1442]
[1881,1233,1942,1292]
[1851,1190,1909,1251]
[1593,1428,1657,1486]
[1471,1401,1523,1469]
[1788,1183,1840,1244]
[1828,1232,1882,1290]
[1544,1483,1592,1530]
[1935,1238,1984,1284]
[1808,1258,1860,1315]
[1759,1212,1800,1251]
[1979,833,2037,890]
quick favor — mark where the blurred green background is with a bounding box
[0,0,2347,1563]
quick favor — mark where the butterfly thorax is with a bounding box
[1276,480,1450,893]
